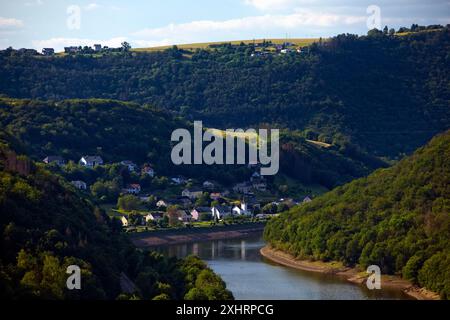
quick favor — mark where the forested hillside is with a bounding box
[0,131,233,300]
[264,130,450,298]
[1,28,449,158]
[0,98,383,189]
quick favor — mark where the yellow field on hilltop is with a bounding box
[132,38,321,52]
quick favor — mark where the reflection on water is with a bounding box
[155,235,411,300]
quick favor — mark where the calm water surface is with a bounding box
[156,234,411,300]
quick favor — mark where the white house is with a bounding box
[123,184,141,195]
[211,206,232,220]
[71,180,87,190]
[182,188,203,200]
[43,156,65,166]
[121,160,137,172]
[120,216,129,227]
[303,196,313,203]
[232,202,251,216]
[79,156,103,168]
[145,212,163,223]
[156,200,168,208]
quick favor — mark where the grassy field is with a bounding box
[132,38,321,52]
[306,139,333,148]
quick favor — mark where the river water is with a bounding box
[155,234,411,300]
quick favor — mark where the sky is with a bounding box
[0,0,449,51]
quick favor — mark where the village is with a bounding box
[42,154,314,233]
[2,38,313,59]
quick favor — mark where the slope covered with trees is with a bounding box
[0,131,233,300]
[1,27,449,158]
[264,131,450,298]
[0,98,383,189]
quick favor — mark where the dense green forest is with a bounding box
[264,131,450,298]
[0,131,233,300]
[1,28,449,158]
[0,98,383,189]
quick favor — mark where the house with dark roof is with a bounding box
[123,184,141,195]
[121,160,137,172]
[79,156,103,167]
[182,187,203,200]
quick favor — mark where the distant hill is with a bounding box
[1,27,449,158]
[132,38,320,52]
[0,131,233,300]
[264,130,450,298]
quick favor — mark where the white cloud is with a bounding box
[0,17,24,29]
[133,9,365,45]
[84,3,101,11]
[31,37,127,52]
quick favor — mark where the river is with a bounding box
[155,234,412,300]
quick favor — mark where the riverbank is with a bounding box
[130,223,265,247]
[260,246,440,300]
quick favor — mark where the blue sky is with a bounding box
[0,0,449,51]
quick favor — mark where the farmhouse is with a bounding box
[79,156,103,167]
[156,200,168,208]
[145,212,163,222]
[182,188,203,200]
[43,156,65,166]
[123,184,141,195]
[42,48,55,56]
[64,46,80,53]
[121,160,137,172]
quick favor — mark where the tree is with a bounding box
[121,41,131,52]
[195,192,210,207]
[117,194,141,211]
[166,206,182,227]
